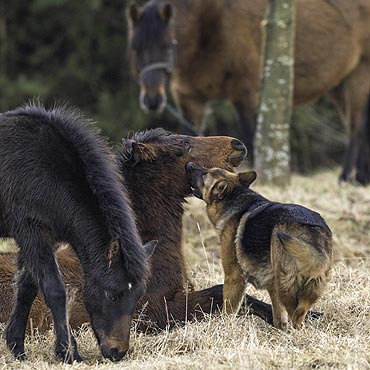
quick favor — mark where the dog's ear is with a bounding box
[121,138,156,164]
[213,180,229,200]
[128,4,141,25]
[238,171,257,188]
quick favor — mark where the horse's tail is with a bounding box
[6,103,146,281]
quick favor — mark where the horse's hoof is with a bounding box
[5,335,27,361]
[56,349,83,364]
[14,352,27,361]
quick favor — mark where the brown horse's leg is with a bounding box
[137,285,323,331]
[331,61,370,184]
[234,101,257,164]
[173,91,208,135]
[356,99,370,184]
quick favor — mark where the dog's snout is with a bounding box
[231,139,246,152]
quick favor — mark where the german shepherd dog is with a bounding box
[186,163,333,330]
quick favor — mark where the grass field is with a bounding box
[0,168,369,369]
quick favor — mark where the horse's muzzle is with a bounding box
[100,344,128,362]
[229,139,247,167]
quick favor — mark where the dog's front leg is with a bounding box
[221,225,246,314]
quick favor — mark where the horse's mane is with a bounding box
[4,103,147,282]
[130,127,174,144]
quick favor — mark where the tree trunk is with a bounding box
[254,0,296,186]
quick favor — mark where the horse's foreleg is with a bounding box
[4,257,38,360]
[234,101,257,164]
[355,99,370,185]
[10,229,82,363]
[37,248,82,363]
[140,286,274,329]
[138,285,324,331]
[340,135,359,182]
[174,91,208,135]
[331,62,370,184]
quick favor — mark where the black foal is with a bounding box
[0,104,155,363]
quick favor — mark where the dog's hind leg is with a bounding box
[292,300,312,329]
[4,256,38,360]
[270,237,289,331]
[267,286,288,331]
[292,281,321,329]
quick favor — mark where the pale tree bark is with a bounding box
[254,0,296,186]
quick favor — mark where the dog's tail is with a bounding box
[277,232,331,276]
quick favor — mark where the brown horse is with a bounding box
[0,130,287,331]
[128,0,370,184]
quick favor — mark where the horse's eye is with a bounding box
[185,143,192,154]
[105,291,120,302]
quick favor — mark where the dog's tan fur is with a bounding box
[188,165,333,330]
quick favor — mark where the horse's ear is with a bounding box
[132,142,156,162]
[121,139,156,163]
[108,240,120,268]
[238,171,257,188]
[121,138,134,162]
[128,4,141,25]
[143,240,158,259]
[160,3,172,22]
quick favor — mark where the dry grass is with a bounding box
[0,168,369,369]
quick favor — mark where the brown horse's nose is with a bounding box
[229,139,247,166]
[231,139,246,152]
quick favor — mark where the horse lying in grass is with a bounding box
[0,128,321,334]
[0,105,156,363]
[128,0,370,184]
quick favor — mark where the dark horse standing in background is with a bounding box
[127,0,370,184]
[0,105,155,363]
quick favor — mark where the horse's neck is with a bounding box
[128,182,188,289]
[127,182,185,247]
[171,0,225,44]
[67,217,109,272]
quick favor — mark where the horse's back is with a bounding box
[173,0,369,105]
[0,107,98,238]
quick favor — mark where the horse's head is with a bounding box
[84,239,156,362]
[127,2,175,113]
[119,129,248,197]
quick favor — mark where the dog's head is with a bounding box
[186,162,257,223]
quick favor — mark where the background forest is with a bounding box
[0,0,345,172]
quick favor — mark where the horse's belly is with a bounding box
[293,52,360,105]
